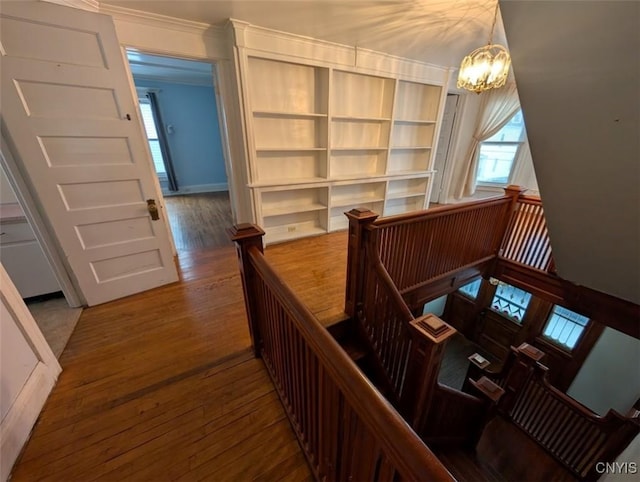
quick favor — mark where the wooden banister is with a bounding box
[231,225,454,482]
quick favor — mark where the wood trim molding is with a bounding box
[494,258,640,340]
[229,19,449,84]
[41,0,99,12]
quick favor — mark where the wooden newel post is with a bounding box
[401,314,456,432]
[344,208,379,317]
[499,342,545,413]
[228,223,265,358]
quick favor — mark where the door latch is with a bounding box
[147,199,159,220]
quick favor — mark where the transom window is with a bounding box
[542,305,589,350]
[490,281,531,323]
[477,110,526,185]
[459,279,482,299]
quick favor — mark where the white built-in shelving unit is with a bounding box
[237,26,449,244]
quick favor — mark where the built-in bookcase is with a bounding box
[244,56,445,244]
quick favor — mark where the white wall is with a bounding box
[423,294,447,317]
[0,168,18,204]
[0,263,61,481]
[568,328,640,416]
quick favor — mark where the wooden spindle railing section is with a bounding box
[230,225,454,482]
[500,195,555,273]
[504,363,639,480]
[345,186,525,317]
[463,342,640,480]
[374,196,512,293]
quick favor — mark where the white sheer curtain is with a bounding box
[454,83,521,199]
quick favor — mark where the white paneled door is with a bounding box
[0,2,178,305]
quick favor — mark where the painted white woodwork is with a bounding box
[234,21,449,244]
[0,263,61,481]
[0,2,178,306]
[0,217,60,299]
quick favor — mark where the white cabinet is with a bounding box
[0,206,60,298]
[240,40,447,244]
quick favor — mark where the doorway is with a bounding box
[0,164,82,358]
[127,51,234,251]
[430,94,459,204]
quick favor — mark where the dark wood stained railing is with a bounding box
[374,196,513,293]
[231,225,454,482]
[359,244,414,402]
[501,195,554,273]
[503,363,639,480]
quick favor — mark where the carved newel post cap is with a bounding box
[516,342,545,362]
[227,223,265,242]
[410,314,457,343]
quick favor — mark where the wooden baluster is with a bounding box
[345,208,379,317]
[499,185,528,257]
[400,314,456,432]
[228,223,265,357]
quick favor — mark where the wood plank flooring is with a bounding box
[10,240,325,481]
[163,192,233,251]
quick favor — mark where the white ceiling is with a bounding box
[104,0,506,68]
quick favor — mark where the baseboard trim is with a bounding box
[163,183,229,196]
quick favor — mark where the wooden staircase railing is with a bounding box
[230,224,454,482]
[354,231,502,448]
[464,343,640,480]
[346,186,522,316]
[500,194,555,273]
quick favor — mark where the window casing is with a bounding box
[542,305,589,350]
[476,110,526,186]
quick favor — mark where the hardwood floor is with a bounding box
[10,242,321,481]
[163,192,233,251]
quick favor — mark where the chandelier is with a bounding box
[457,2,511,94]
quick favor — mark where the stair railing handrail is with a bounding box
[345,186,524,316]
[230,224,454,482]
[483,345,640,479]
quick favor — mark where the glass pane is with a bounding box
[543,305,589,350]
[139,102,158,139]
[490,282,531,323]
[485,110,525,143]
[476,110,526,184]
[148,140,166,174]
[477,144,518,183]
[459,279,481,299]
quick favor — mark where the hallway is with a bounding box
[10,240,329,481]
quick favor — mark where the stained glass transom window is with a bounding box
[490,282,531,323]
[459,279,482,299]
[543,305,589,350]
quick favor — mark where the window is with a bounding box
[490,281,531,323]
[476,110,526,185]
[459,279,482,299]
[138,99,166,175]
[542,305,589,350]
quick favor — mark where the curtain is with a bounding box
[454,83,521,199]
[147,92,179,192]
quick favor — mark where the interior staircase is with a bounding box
[329,318,621,482]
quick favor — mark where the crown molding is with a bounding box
[40,0,99,11]
[99,3,222,37]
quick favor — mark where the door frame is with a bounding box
[123,49,237,225]
[0,135,83,307]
